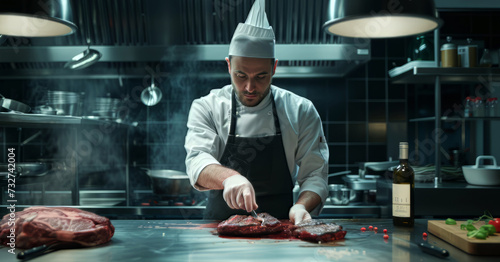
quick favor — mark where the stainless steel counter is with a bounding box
[0,204,381,220]
[1,219,499,261]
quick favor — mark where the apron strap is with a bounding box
[270,92,281,135]
[229,91,238,136]
[229,90,281,136]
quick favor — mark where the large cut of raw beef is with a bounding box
[217,213,347,243]
[217,213,286,236]
[0,206,115,249]
[293,219,347,243]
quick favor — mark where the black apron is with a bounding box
[204,91,294,220]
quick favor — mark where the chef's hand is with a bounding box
[222,174,258,212]
[289,204,311,225]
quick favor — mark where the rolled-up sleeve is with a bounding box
[295,102,329,216]
[184,99,222,191]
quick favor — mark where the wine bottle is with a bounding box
[393,142,415,227]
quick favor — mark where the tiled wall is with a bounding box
[133,10,500,179]
[2,10,499,197]
[131,59,408,181]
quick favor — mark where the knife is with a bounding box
[17,242,81,260]
[250,210,265,224]
[392,236,449,259]
[417,241,449,258]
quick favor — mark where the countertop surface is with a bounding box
[1,219,499,262]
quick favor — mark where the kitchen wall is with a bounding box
[1,8,499,204]
[131,10,500,179]
[130,48,407,180]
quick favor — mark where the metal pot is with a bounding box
[46,91,80,116]
[462,156,500,186]
[0,94,31,113]
[145,169,192,196]
[64,46,102,70]
[0,162,50,181]
[328,184,351,205]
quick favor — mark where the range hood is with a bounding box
[0,0,370,79]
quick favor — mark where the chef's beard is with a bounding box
[231,80,272,107]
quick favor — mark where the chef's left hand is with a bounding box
[289,204,311,225]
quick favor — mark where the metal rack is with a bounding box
[0,113,134,206]
[389,30,500,186]
[0,112,136,128]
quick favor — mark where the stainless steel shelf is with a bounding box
[409,116,500,122]
[0,113,136,128]
[390,67,500,84]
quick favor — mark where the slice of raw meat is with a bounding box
[293,219,347,243]
[0,206,115,249]
[217,213,286,236]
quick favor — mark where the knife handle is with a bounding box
[418,242,449,258]
[17,244,52,260]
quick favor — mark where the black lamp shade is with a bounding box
[323,0,443,38]
[0,0,77,37]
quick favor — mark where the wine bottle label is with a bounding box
[392,184,411,217]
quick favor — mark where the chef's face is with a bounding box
[226,56,278,107]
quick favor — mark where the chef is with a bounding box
[184,0,328,224]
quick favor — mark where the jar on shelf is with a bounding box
[408,35,434,62]
[464,96,473,117]
[441,36,458,67]
[458,38,478,68]
[485,98,492,117]
[474,97,485,117]
[492,97,499,117]
[479,49,493,67]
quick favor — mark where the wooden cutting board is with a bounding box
[428,220,500,255]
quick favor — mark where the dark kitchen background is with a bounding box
[0,0,499,219]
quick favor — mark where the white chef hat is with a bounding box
[228,0,275,59]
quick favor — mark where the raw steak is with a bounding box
[217,213,286,236]
[0,206,115,249]
[293,219,347,243]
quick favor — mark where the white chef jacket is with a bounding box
[184,84,329,215]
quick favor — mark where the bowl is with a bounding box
[462,156,500,186]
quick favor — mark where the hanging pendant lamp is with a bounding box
[323,0,442,38]
[0,0,77,37]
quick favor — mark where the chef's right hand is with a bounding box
[222,174,258,212]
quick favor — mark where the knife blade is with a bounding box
[250,210,265,224]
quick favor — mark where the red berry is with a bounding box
[374,227,378,231]
[368,226,373,230]
[383,234,389,239]
[383,229,388,233]
[423,232,428,237]
[361,227,366,231]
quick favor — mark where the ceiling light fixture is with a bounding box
[323,0,442,38]
[0,0,77,37]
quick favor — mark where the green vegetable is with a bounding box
[480,225,496,236]
[445,218,457,225]
[460,211,498,240]
[460,220,477,231]
[467,230,488,239]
